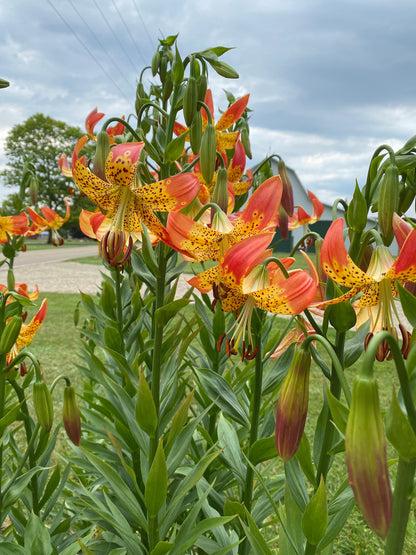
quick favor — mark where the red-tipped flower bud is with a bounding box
[275,346,311,461]
[345,373,392,538]
[63,385,81,446]
[278,159,294,216]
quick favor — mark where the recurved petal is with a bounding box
[232,175,282,236]
[216,94,249,131]
[217,130,240,153]
[188,265,220,293]
[138,173,199,211]
[392,213,413,250]
[72,159,121,212]
[251,270,317,315]
[221,233,274,288]
[166,212,221,261]
[16,298,47,351]
[105,143,144,188]
[320,219,370,288]
[390,228,416,282]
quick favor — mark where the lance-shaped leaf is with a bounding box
[302,476,328,545]
[145,439,168,517]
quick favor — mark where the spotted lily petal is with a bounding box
[166,211,222,261]
[289,190,325,230]
[320,219,371,289]
[137,173,200,211]
[85,107,104,139]
[0,213,29,243]
[215,94,250,132]
[7,299,47,364]
[389,228,416,281]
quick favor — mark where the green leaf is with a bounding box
[206,59,239,79]
[0,543,26,553]
[165,133,187,163]
[343,321,370,368]
[249,435,278,465]
[145,439,168,516]
[80,447,147,530]
[317,485,355,550]
[141,224,159,276]
[239,508,272,554]
[155,298,190,326]
[150,542,174,555]
[217,414,246,485]
[197,368,249,427]
[302,476,328,545]
[398,281,416,327]
[24,512,53,555]
[2,466,45,509]
[296,433,316,485]
[325,384,349,435]
[104,326,124,353]
[284,458,309,512]
[136,370,158,437]
[385,388,416,461]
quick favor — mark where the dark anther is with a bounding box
[217,333,226,352]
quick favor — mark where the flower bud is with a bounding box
[196,73,207,106]
[151,50,160,77]
[33,380,54,433]
[183,76,198,127]
[0,315,22,356]
[211,167,229,214]
[199,123,217,185]
[378,163,399,244]
[189,109,202,155]
[93,131,110,181]
[347,182,368,233]
[345,373,392,538]
[275,346,311,461]
[0,78,10,89]
[63,385,81,446]
[278,159,294,216]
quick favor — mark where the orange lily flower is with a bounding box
[85,108,125,143]
[201,90,249,156]
[0,283,39,301]
[320,218,416,359]
[0,213,29,244]
[26,199,70,246]
[166,175,282,262]
[72,137,200,251]
[190,233,318,357]
[288,190,324,230]
[6,298,47,365]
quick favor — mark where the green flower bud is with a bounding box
[0,78,10,89]
[33,380,54,433]
[189,109,202,155]
[347,182,368,233]
[196,73,207,106]
[378,164,399,244]
[0,315,22,356]
[7,268,15,292]
[183,76,198,127]
[199,123,217,185]
[345,373,392,538]
[275,347,311,461]
[63,385,81,446]
[151,51,160,77]
[93,130,110,180]
[327,301,356,332]
[211,167,229,214]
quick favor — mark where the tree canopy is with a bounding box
[1,113,83,211]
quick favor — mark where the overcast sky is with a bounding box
[1,0,415,207]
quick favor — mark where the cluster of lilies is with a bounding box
[57,97,416,363]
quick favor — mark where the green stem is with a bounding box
[147,242,167,552]
[114,267,125,356]
[241,326,264,555]
[0,354,6,515]
[385,458,416,555]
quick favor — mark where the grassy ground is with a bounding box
[22,285,416,553]
[24,239,95,250]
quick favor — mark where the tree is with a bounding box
[1,113,83,211]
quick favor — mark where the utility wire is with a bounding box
[47,0,131,102]
[131,0,156,50]
[92,0,140,75]
[110,0,147,66]
[67,0,135,95]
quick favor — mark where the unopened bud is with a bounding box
[0,315,22,356]
[275,346,311,461]
[33,380,54,433]
[378,163,399,244]
[199,123,217,184]
[63,385,81,446]
[211,167,228,213]
[278,159,294,216]
[93,131,110,181]
[346,372,392,538]
[183,76,198,127]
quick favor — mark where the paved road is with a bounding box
[0,244,107,295]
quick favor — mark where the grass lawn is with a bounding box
[23,288,416,553]
[24,239,95,250]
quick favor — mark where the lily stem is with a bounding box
[241,326,263,555]
[385,458,416,555]
[114,267,125,356]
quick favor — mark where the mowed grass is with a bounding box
[24,286,416,553]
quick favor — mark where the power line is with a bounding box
[46,0,131,102]
[67,0,135,95]
[110,0,147,66]
[92,0,140,75]
[131,0,156,51]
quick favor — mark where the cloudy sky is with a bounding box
[1,0,415,206]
